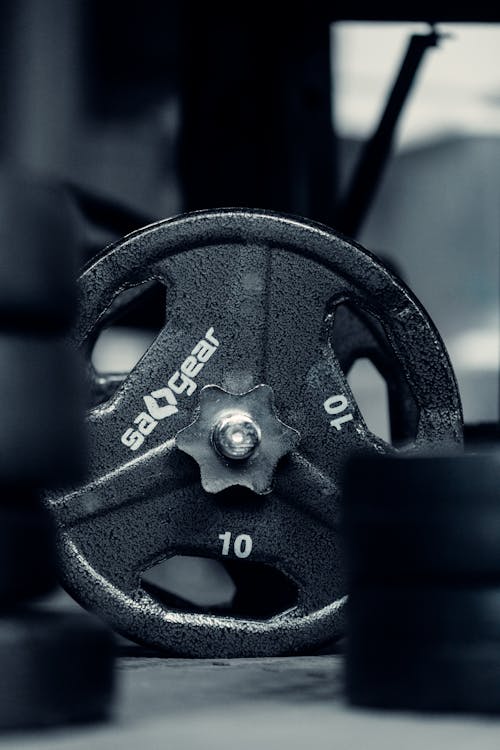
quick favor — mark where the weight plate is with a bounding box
[343,455,500,584]
[0,173,78,331]
[0,335,85,485]
[348,587,500,711]
[0,505,57,604]
[349,587,500,645]
[45,209,462,657]
[346,639,500,713]
[332,303,419,445]
[0,610,115,729]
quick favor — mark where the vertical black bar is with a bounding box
[179,6,335,224]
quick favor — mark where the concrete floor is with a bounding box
[4,653,500,750]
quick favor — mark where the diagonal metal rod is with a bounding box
[336,28,443,239]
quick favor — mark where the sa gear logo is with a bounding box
[143,388,179,420]
[120,327,219,451]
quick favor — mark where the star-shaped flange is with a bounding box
[175,385,300,494]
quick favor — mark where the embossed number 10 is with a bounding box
[218,532,253,558]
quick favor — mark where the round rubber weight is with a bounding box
[0,173,78,331]
[343,454,500,584]
[346,639,500,713]
[0,335,85,485]
[0,505,57,605]
[347,587,500,712]
[349,587,500,647]
[0,610,115,729]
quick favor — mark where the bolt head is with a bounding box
[212,412,261,460]
[175,385,301,494]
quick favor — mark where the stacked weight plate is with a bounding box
[344,453,500,713]
[0,173,115,730]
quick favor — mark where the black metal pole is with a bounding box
[336,29,442,238]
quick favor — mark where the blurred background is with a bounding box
[0,0,499,610]
[1,1,497,439]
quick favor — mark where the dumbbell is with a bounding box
[0,172,85,483]
[0,173,83,610]
[0,173,84,603]
[344,453,500,713]
[0,174,78,332]
[43,208,463,657]
[0,172,115,730]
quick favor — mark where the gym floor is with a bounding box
[3,652,500,749]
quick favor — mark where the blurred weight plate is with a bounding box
[343,454,500,584]
[347,586,500,711]
[349,587,500,645]
[0,173,78,332]
[0,610,115,729]
[0,504,57,605]
[347,638,500,713]
[0,335,85,485]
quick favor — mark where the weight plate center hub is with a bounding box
[175,384,300,494]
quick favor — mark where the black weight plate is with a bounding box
[343,455,500,584]
[0,610,115,729]
[346,639,500,713]
[45,209,463,658]
[0,173,78,332]
[0,335,85,485]
[332,303,419,445]
[348,587,500,645]
[0,505,57,605]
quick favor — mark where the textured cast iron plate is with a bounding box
[45,209,463,657]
